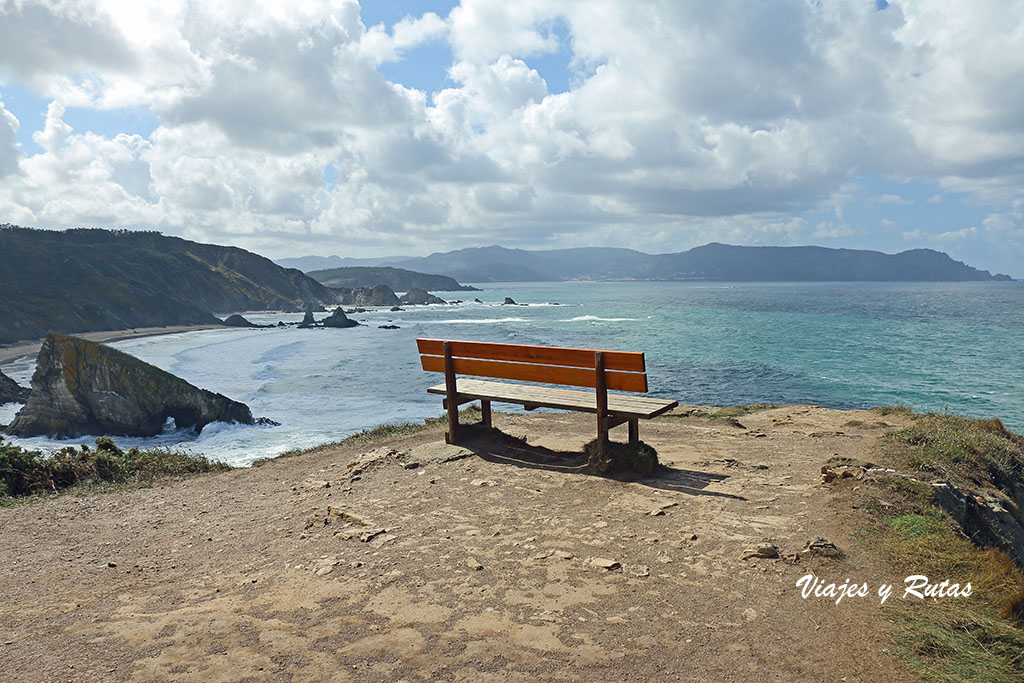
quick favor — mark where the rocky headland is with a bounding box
[0,369,29,404]
[399,286,447,305]
[6,334,253,438]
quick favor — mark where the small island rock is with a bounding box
[322,308,359,328]
[502,297,517,305]
[298,307,317,328]
[6,334,253,438]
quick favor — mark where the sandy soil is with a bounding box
[0,406,918,681]
[0,325,228,365]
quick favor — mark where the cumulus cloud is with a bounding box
[0,97,20,176]
[0,0,1021,263]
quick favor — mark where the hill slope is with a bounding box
[0,226,340,345]
[306,266,478,292]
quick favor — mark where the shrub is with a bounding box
[584,439,659,477]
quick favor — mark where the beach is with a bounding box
[0,406,917,681]
[0,324,228,365]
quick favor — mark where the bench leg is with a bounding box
[628,418,639,445]
[443,341,459,444]
[480,400,492,428]
[445,407,459,444]
[597,416,609,445]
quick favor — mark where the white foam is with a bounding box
[561,315,639,322]
[422,318,529,324]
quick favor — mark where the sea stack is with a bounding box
[322,308,359,328]
[6,334,253,438]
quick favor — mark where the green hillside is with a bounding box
[0,225,341,345]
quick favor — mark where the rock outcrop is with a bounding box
[502,297,518,305]
[322,308,359,328]
[6,334,253,438]
[0,370,30,404]
[298,308,317,328]
[400,287,446,305]
[335,285,401,307]
[222,314,255,327]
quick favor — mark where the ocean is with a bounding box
[2,281,1022,466]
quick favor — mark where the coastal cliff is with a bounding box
[6,334,253,438]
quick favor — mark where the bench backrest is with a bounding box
[416,338,649,393]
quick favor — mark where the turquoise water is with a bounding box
[2,281,1021,465]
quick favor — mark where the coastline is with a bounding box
[0,324,228,365]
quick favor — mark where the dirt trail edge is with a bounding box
[0,406,917,681]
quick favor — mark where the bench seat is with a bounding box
[418,338,677,446]
[427,378,677,419]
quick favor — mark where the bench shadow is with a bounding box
[457,425,746,500]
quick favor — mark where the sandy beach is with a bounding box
[0,324,227,365]
[0,406,919,681]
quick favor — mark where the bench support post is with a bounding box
[628,418,639,445]
[443,341,459,444]
[480,400,492,428]
[595,352,608,447]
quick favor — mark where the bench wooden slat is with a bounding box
[427,379,677,418]
[421,354,648,393]
[417,338,645,373]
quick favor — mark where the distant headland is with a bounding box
[277,243,1013,283]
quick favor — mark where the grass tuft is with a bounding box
[0,435,230,505]
[858,412,1024,680]
[873,404,916,417]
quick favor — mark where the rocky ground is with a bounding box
[0,406,919,681]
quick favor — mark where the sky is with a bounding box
[0,1,1022,277]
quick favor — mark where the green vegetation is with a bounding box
[251,407,483,466]
[0,225,337,344]
[855,410,1024,681]
[0,436,231,505]
[873,404,916,417]
[880,413,1024,487]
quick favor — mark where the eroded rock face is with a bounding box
[400,287,446,305]
[345,285,401,307]
[0,369,30,404]
[6,334,253,438]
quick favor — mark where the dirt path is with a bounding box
[0,406,916,681]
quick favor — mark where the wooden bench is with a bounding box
[417,338,678,446]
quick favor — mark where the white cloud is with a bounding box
[876,193,912,205]
[813,222,858,239]
[0,97,20,176]
[0,0,1022,261]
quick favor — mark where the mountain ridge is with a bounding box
[279,243,1011,282]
